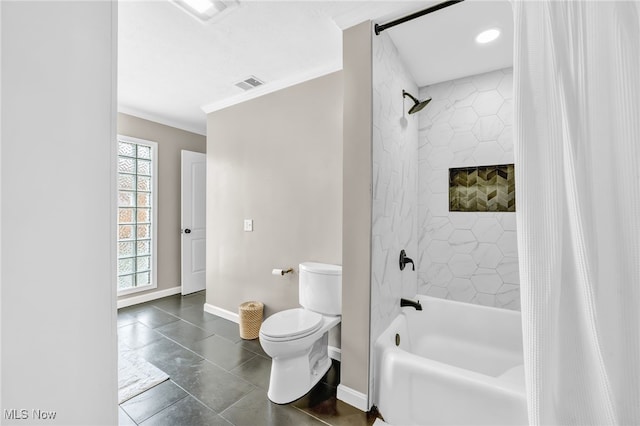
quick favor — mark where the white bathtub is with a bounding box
[374,295,528,426]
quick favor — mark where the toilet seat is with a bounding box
[260,308,323,341]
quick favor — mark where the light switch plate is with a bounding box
[244,219,253,232]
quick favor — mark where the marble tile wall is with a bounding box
[370,31,419,399]
[417,68,520,310]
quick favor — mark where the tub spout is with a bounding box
[400,298,422,311]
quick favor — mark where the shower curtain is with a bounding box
[513,1,640,425]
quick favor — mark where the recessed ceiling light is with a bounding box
[172,0,238,22]
[475,28,501,44]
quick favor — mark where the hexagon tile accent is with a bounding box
[418,67,520,311]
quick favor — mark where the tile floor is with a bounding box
[118,291,377,426]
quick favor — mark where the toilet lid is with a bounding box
[260,308,323,339]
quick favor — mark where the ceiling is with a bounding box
[118,0,513,135]
[385,0,513,87]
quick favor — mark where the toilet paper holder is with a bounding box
[272,268,294,276]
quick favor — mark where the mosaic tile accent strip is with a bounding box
[449,164,515,212]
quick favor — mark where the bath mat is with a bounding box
[118,349,169,404]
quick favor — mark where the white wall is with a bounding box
[417,68,520,310]
[369,31,419,401]
[1,2,118,424]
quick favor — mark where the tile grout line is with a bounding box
[137,321,262,378]
[217,387,260,421]
[290,405,334,426]
[119,326,259,418]
[118,406,137,426]
[125,302,263,362]
[130,389,190,425]
[119,294,288,426]
[147,303,262,352]
[118,306,266,362]
[140,379,237,424]
[149,305,217,332]
[171,378,259,424]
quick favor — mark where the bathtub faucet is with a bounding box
[400,298,422,311]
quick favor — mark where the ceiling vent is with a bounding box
[234,76,265,91]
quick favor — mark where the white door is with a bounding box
[181,150,206,295]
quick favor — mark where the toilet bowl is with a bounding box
[259,262,342,404]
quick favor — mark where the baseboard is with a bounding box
[337,384,369,412]
[204,303,239,323]
[328,346,341,362]
[117,286,181,309]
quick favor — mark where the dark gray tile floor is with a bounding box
[118,292,377,426]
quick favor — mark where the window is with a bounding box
[117,136,158,295]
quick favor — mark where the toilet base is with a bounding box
[266,333,332,404]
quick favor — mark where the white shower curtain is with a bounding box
[513,1,640,425]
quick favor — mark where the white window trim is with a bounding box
[117,135,159,297]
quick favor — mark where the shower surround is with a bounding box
[370,31,419,401]
[368,33,520,406]
[417,68,519,310]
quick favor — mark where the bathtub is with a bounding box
[374,295,528,425]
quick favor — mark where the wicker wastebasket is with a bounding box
[238,301,264,340]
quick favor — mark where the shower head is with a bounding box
[403,90,431,114]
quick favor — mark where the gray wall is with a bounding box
[1,1,117,423]
[205,71,343,320]
[341,21,373,405]
[117,113,206,301]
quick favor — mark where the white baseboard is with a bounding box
[204,303,239,323]
[328,346,341,362]
[337,384,369,412]
[117,286,181,309]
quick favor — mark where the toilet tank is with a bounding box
[299,262,342,316]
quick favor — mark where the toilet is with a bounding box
[259,262,342,404]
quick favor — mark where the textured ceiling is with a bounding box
[118,0,513,135]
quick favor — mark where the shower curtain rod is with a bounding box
[374,0,465,35]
